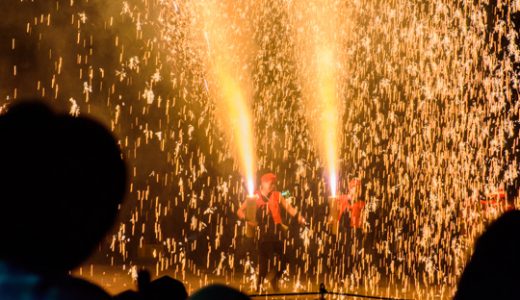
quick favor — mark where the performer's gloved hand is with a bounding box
[298,214,307,225]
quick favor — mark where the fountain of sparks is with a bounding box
[191,0,257,195]
[287,0,348,198]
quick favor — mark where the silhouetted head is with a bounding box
[113,290,142,300]
[455,210,520,300]
[189,284,249,300]
[144,276,188,300]
[0,100,127,275]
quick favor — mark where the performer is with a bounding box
[336,178,366,273]
[237,173,306,292]
[339,178,366,236]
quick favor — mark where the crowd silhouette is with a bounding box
[0,101,126,299]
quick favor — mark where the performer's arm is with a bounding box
[339,196,350,215]
[280,195,306,224]
[237,200,247,220]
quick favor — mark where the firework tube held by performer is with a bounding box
[244,194,258,238]
[237,173,306,292]
[327,194,340,235]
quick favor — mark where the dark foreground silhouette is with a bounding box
[189,284,250,300]
[455,210,520,300]
[0,101,127,299]
[115,270,189,300]
[114,270,250,300]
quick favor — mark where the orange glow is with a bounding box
[247,178,255,197]
[216,69,256,196]
[193,0,256,195]
[317,47,340,197]
[289,0,345,197]
[330,172,338,197]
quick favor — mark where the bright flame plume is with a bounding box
[192,0,257,195]
[288,0,348,197]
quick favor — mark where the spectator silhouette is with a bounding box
[0,101,127,299]
[115,271,188,300]
[455,210,520,300]
[144,276,188,300]
[189,284,250,300]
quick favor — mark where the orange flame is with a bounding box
[193,0,256,196]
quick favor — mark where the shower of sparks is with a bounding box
[191,0,257,195]
[288,0,347,197]
[0,0,519,299]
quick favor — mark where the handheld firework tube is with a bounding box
[328,196,340,235]
[245,195,257,238]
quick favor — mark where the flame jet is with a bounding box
[191,0,257,194]
[288,0,349,196]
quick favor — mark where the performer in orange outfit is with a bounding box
[338,178,366,232]
[336,178,366,273]
[237,173,306,292]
